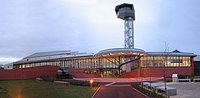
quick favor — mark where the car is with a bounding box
[56,68,72,79]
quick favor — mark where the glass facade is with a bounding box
[140,56,191,67]
[14,55,192,69]
[14,57,122,69]
[13,55,193,78]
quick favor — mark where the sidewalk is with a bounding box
[74,77,163,83]
[92,85,148,98]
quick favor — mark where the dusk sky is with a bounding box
[0,0,200,64]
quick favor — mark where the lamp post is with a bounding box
[90,79,93,88]
[164,42,169,97]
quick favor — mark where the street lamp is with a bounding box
[90,79,93,88]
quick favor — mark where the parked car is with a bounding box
[56,68,72,79]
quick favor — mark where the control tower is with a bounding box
[115,3,135,49]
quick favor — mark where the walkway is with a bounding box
[92,85,148,98]
[157,82,200,98]
[74,77,163,83]
[75,77,162,98]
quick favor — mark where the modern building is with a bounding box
[194,55,200,76]
[13,49,196,78]
[12,3,197,78]
[3,63,13,69]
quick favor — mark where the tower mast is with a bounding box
[115,3,135,48]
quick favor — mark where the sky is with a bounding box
[0,0,200,64]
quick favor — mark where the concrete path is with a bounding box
[104,82,116,86]
[92,85,148,98]
[159,82,200,98]
[74,77,163,83]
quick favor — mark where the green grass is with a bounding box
[0,79,98,98]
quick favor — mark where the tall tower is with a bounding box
[115,3,135,49]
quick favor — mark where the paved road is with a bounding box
[93,85,148,98]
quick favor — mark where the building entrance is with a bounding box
[100,68,119,78]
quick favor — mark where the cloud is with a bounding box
[0,0,199,64]
[0,57,20,64]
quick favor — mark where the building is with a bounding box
[12,3,197,78]
[194,55,200,76]
[13,49,196,78]
[3,63,13,69]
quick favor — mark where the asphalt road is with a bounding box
[93,85,148,98]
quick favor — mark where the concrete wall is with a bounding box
[0,65,59,80]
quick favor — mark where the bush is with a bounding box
[0,87,7,93]
[56,79,99,87]
[178,75,194,81]
[165,78,172,82]
[178,75,191,79]
[132,82,167,98]
[39,75,54,82]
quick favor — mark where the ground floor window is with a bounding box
[140,56,191,67]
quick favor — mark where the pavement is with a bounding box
[166,82,200,98]
[74,77,162,98]
[74,77,163,83]
[154,82,200,98]
[75,77,200,98]
[92,85,148,98]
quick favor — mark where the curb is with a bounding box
[131,87,150,98]
[104,82,116,86]
[91,87,100,98]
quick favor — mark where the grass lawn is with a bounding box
[0,79,98,98]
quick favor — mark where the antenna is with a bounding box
[115,3,135,49]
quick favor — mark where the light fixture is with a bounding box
[90,79,93,88]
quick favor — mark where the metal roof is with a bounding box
[24,50,72,58]
[14,49,197,65]
[147,52,196,57]
[194,55,200,61]
[14,51,94,64]
[96,48,146,56]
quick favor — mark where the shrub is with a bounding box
[0,87,7,93]
[165,78,172,82]
[56,79,99,87]
[132,82,167,98]
[39,75,54,82]
[178,75,191,79]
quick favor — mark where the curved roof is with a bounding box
[96,48,146,56]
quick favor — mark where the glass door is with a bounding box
[100,70,119,78]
